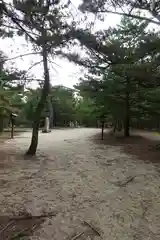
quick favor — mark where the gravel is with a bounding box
[0,128,160,240]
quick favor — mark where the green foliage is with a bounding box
[20,85,76,127]
[19,84,98,127]
[1,0,160,137]
[72,16,160,135]
[0,50,27,132]
[50,85,76,126]
[74,96,97,126]
[3,0,73,50]
[79,0,160,25]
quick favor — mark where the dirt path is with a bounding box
[0,128,160,240]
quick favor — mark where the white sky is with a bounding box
[0,1,121,89]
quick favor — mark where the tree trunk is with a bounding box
[101,121,104,140]
[124,78,130,137]
[49,100,53,129]
[0,117,4,133]
[112,120,116,132]
[42,116,50,133]
[124,113,130,136]
[26,45,50,155]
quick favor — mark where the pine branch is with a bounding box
[48,59,59,73]
[20,60,43,87]
[1,52,42,63]
[95,9,160,25]
[2,1,37,43]
[25,60,43,74]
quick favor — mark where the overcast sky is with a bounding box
[0,0,121,89]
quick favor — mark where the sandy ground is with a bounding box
[0,128,160,239]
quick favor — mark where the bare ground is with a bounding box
[0,128,160,240]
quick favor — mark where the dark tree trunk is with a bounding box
[52,104,56,127]
[101,121,104,140]
[26,45,50,155]
[48,98,53,129]
[11,121,14,139]
[124,113,130,136]
[124,78,130,137]
[112,120,117,133]
[0,117,4,133]
[113,123,116,132]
